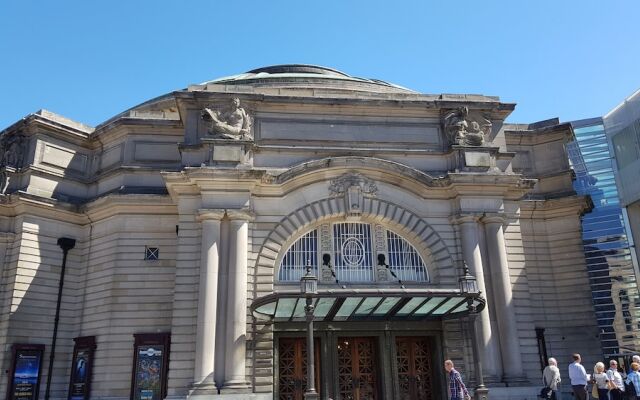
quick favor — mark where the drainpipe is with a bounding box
[44,237,76,400]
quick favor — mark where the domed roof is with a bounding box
[199,64,416,94]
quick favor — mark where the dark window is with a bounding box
[535,328,548,372]
[145,247,159,261]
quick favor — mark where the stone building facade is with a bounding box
[0,65,602,400]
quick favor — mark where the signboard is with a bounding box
[68,336,96,400]
[130,333,170,400]
[7,344,44,400]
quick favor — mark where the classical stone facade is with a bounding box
[0,65,602,400]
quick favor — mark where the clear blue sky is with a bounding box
[1,1,639,129]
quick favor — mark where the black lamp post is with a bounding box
[459,262,489,400]
[300,261,319,400]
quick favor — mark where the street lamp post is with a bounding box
[300,261,319,400]
[459,263,489,400]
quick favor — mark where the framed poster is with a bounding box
[6,344,45,400]
[68,336,96,400]
[130,333,170,400]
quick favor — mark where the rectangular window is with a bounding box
[612,126,639,171]
[535,328,548,372]
[144,247,159,261]
[333,222,374,282]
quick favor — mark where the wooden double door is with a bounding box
[278,335,433,400]
[337,337,379,400]
[395,337,434,400]
[278,338,321,400]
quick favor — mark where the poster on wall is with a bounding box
[7,344,44,400]
[68,336,96,400]
[130,333,170,400]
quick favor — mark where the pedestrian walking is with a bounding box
[607,360,624,400]
[445,360,471,400]
[569,354,588,400]
[592,362,610,399]
[626,362,640,400]
[543,357,561,400]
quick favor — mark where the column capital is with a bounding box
[196,209,226,222]
[450,213,482,225]
[481,213,507,225]
[226,209,255,222]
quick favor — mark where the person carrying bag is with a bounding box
[542,358,561,400]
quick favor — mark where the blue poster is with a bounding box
[11,349,42,400]
[69,350,90,400]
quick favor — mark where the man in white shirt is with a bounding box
[607,360,625,400]
[568,353,588,400]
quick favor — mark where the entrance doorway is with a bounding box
[336,337,379,400]
[278,338,320,400]
[395,337,434,400]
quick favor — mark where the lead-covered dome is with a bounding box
[198,64,416,94]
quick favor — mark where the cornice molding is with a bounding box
[519,195,592,219]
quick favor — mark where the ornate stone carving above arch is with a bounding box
[253,195,454,290]
[274,156,450,188]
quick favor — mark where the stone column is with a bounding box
[483,215,525,381]
[193,209,225,389]
[223,210,253,391]
[457,215,503,382]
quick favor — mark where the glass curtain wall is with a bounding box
[568,118,640,357]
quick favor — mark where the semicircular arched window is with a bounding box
[277,222,429,283]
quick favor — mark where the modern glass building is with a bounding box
[568,118,640,357]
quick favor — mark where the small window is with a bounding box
[145,246,159,261]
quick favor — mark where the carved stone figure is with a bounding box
[201,98,252,140]
[0,170,7,195]
[442,107,470,145]
[0,132,26,194]
[442,107,492,146]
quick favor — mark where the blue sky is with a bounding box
[1,1,639,128]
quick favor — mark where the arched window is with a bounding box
[278,229,318,281]
[277,222,429,283]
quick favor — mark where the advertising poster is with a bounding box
[68,336,95,400]
[9,346,43,400]
[132,345,164,400]
[69,350,89,399]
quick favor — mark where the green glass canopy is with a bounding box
[251,288,485,323]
